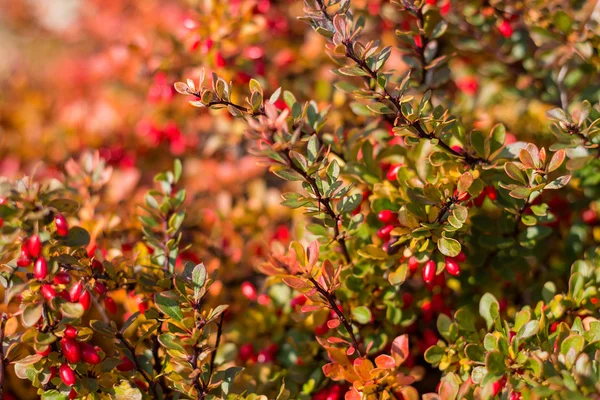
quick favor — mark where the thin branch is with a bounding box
[308,276,362,356]
[0,314,8,400]
[116,333,159,398]
[208,313,225,386]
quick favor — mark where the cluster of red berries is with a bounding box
[241,281,270,305]
[238,343,279,364]
[37,325,102,392]
[311,384,344,400]
[419,252,466,284]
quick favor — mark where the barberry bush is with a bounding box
[0,0,599,399]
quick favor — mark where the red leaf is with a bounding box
[327,319,341,329]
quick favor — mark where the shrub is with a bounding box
[0,0,599,399]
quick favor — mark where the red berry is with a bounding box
[582,209,598,225]
[408,256,419,273]
[290,294,307,309]
[61,337,81,363]
[94,282,107,295]
[34,257,48,280]
[550,321,559,333]
[241,281,257,301]
[491,377,507,396]
[377,224,394,241]
[238,343,255,362]
[257,294,270,305]
[402,292,413,308]
[69,389,78,399]
[80,343,101,365]
[510,392,522,400]
[37,346,52,356]
[27,235,42,258]
[422,260,436,284]
[486,186,497,201]
[79,290,91,311]
[454,251,466,262]
[137,297,149,314]
[58,290,71,301]
[69,281,83,302]
[59,363,77,386]
[91,259,104,272]
[386,164,403,181]
[55,214,69,236]
[105,296,117,314]
[17,250,31,267]
[377,210,397,224]
[41,284,56,300]
[53,272,71,285]
[414,35,423,48]
[257,348,274,363]
[64,325,78,339]
[117,356,135,372]
[474,191,487,207]
[444,257,461,276]
[498,20,513,38]
[315,322,329,335]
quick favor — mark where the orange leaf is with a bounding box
[375,354,396,369]
[391,334,409,366]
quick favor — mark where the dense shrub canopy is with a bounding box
[0,0,599,399]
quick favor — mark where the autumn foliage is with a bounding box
[0,0,600,399]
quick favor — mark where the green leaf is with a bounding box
[517,320,539,340]
[41,390,68,400]
[488,124,505,157]
[57,226,90,247]
[173,159,183,182]
[22,303,43,327]
[352,306,372,324]
[48,198,79,214]
[479,293,499,329]
[60,302,85,319]
[437,237,461,257]
[158,333,186,352]
[154,292,184,322]
[485,351,506,377]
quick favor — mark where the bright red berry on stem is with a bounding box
[386,164,402,181]
[315,322,329,335]
[69,280,83,302]
[34,257,48,280]
[69,389,78,399]
[422,260,436,284]
[61,337,81,363]
[444,257,461,276]
[290,294,307,309]
[105,296,117,314]
[454,251,466,262]
[91,259,104,272]
[59,363,77,386]
[486,185,497,201]
[377,210,397,224]
[41,284,56,300]
[55,214,69,236]
[408,256,419,273]
[377,224,394,241]
[80,343,102,365]
[239,343,255,362]
[117,356,135,372]
[37,346,52,356]
[582,208,598,225]
[241,281,258,301]
[27,235,42,258]
[498,20,513,38]
[94,282,107,295]
[491,377,507,396]
[79,290,91,311]
[510,392,522,400]
[17,247,31,266]
[53,272,71,285]
[137,297,149,314]
[64,325,78,339]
